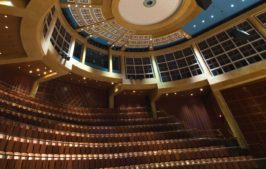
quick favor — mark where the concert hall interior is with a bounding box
[0,0,266,168]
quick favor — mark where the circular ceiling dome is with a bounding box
[118,0,183,26]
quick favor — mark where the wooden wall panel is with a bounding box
[37,80,109,108]
[157,92,229,132]
[222,79,266,157]
[115,94,150,110]
[0,71,34,94]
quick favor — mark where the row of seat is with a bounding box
[0,146,244,161]
[0,133,236,154]
[0,84,261,168]
[0,86,94,114]
[0,87,149,118]
[0,106,181,134]
[0,118,198,143]
[0,132,232,149]
[0,148,249,167]
[0,103,172,126]
[0,96,157,120]
[103,156,258,169]
[0,156,258,169]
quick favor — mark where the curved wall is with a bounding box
[40,2,266,89]
[4,0,263,94]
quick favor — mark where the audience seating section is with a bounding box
[0,84,262,169]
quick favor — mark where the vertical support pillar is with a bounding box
[151,55,161,82]
[149,90,161,119]
[108,94,114,109]
[192,43,212,78]
[248,15,266,39]
[149,55,162,117]
[81,44,86,64]
[212,89,248,148]
[68,37,75,59]
[30,81,40,97]
[150,101,157,118]
[109,84,123,109]
[120,54,126,79]
[109,48,113,73]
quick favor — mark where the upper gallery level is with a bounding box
[0,0,265,93]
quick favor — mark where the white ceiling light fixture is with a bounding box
[143,0,157,8]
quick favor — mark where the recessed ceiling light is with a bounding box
[49,70,53,73]
[36,68,40,72]
[5,26,8,29]
[67,4,71,7]
[133,90,136,93]
[38,74,41,76]
[230,4,235,8]
[4,15,7,18]
[89,5,92,8]
[165,93,169,96]
[190,93,194,96]
[29,70,33,74]
[201,20,205,23]
[210,15,214,18]
[200,88,204,92]
[0,52,2,55]
[111,82,114,85]
[44,67,47,70]
[27,65,31,67]
[193,25,196,28]
[174,93,177,95]
[83,5,86,8]
[43,72,47,75]
[75,4,78,7]
[83,77,86,80]
[18,66,21,69]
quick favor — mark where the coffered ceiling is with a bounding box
[60,0,262,51]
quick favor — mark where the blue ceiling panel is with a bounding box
[182,0,263,36]
[91,37,110,47]
[61,8,79,29]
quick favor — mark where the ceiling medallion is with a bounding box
[143,0,157,8]
[112,0,201,36]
